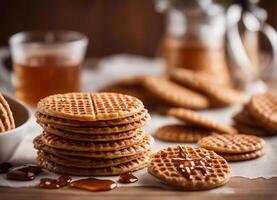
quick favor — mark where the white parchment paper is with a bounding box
[0,54,275,189]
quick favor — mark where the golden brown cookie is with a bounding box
[142,76,210,109]
[168,108,237,135]
[169,68,247,106]
[37,92,144,121]
[148,146,230,190]
[40,131,145,152]
[43,125,144,142]
[218,148,265,161]
[37,153,150,176]
[38,151,151,168]
[155,124,214,143]
[198,134,265,154]
[248,93,277,132]
[36,109,148,127]
[38,113,150,134]
[33,134,154,159]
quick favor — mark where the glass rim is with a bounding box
[9,30,88,48]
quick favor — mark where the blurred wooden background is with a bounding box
[0,0,276,57]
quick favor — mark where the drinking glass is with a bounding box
[9,30,88,106]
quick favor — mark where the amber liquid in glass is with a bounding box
[161,38,231,86]
[13,54,81,106]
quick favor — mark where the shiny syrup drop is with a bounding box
[0,162,13,173]
[172,147,211,180]
[71,178,117,192]
[118,172,138,184]
[39,178,60,189]
[39,175,72,189]
[6,165,42,181]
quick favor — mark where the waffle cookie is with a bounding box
[34,92,153,176]
[0,93,15,133]
[37,92,144,121]
[169,68,247,106]
[142,76,210,109]
[155,124,214,143]
[37,154,149,176]
[168,108,237,135]
[248,93,277,131]
[148,146,231,190]
[198,134,265,161]
[232,93,277,136]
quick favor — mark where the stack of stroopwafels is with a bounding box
[233,93,277,136]
[0,93,15,133]
[33,92,154,176]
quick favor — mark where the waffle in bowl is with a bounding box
[0,93,15,133]
[34,92,154,176]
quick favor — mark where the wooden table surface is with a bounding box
[1,177,277,200]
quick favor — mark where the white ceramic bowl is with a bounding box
[0,94,31,162]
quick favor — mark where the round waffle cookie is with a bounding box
[37,92,144,121]
[39,113,150,134]
[142,76,210,109]
[198,134,265,154]
[36,109,148,127]
[148,146,231,190]
[168,108,237,135]
[41,131,145,152]
[155,124,214,143]
[34,134,154,159]
[218,148,265,162]
[0,93,15,132]
[37,154,150,176]
[38,151,151,168]
[248,93,277,131]
[169,68,247,105]
[42,125,144,142]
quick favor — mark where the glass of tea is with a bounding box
[9,31,88,106]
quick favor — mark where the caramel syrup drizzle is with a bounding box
[172,147,212,180]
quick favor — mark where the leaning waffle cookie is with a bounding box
[41,131,145,151]
[37,154,149,176]
[248,93,277,131]
[148,146,230,190]
[37,92,144,121]
[0,93,15,132]
[34,134,154,159]
[233,122,274,137]
[168,108,237,135]
[198,134,265,154]
[36,109,148,127]
[169,68,247,105]
[38,113,150,134]
[38,151,151,168]
[155,124,214,143]
[232,108,260,128]
[218,148,265,161]
[43,125,144,142]
[142,76,210,109]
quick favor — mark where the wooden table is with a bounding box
[1,177,277,200]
